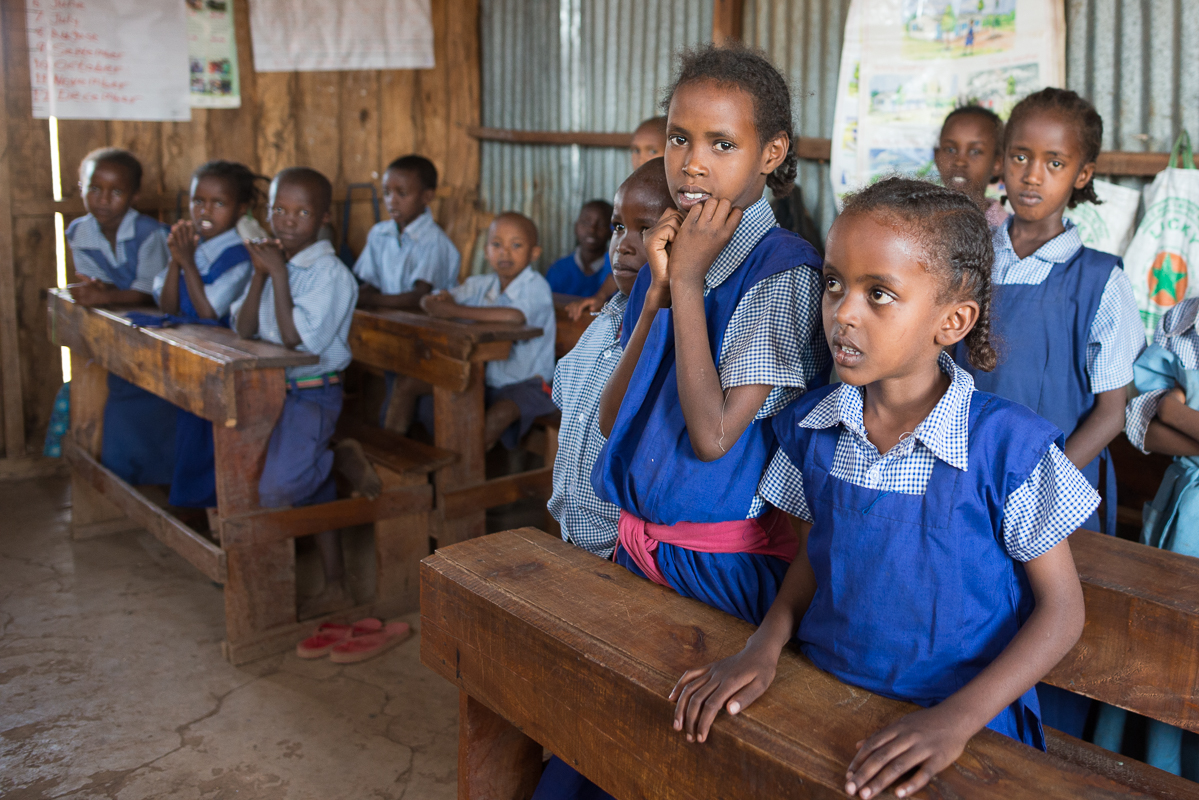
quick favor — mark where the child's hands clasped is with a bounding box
[167,220,199,269]
[668,198,743,287]
[668,639,781,744]
[420,290,458,318]
[844,705,972,799]
[246,238,287,276]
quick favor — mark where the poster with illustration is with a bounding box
[831,0,1065,204]
[188,0,240,108]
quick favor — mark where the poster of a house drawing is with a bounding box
[830,0,1065,204]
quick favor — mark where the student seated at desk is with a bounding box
[231,166,378,617]
[545,199,613,298]
[66,147,176,486]
[151,160,260,511]
[408,212,556,451]
[549,157,673,558]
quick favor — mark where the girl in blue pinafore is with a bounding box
[672,178,1099,800]
[1090,299,1199,778]
[532,45,829,800]
[150,161,259,509]
[65,148,175,485]
[952,88,1146,739]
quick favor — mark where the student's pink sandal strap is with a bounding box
[328,621,412,664]
[295,617,383,659]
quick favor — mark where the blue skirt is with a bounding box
[101,374,176,485]
[168,409,216,508]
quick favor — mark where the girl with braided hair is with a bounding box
[671,177,1099,799]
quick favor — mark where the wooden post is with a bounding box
[712,0,745,46]
[0,9,27,460]
[458,692,543,800]
[434,362,487,546]
[67,352,135,536]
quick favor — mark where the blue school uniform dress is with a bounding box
[230,240,358,508]
[546,250,611,297]
[146,228,253,508]
[418,266,557,448]
[548,292,627,558]
[954,220,1145,738]
[761,353,1100,750]
[1095,298,1199,777]
[67,209,176,485]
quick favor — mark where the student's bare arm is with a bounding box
[234,272,266,339]
[844,540,1084,800]
[159,262,182,313]
[357,280,434,310]
[68,277,154,307]
[670,199,772,461]
[597,210,680,436]
[1144,419,1199,457]
[420,292,525,324]
[1063,386,1127,471]
[1154,389,1199,445]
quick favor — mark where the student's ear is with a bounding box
[760,133,789,176]
[935,298,980,348]
[530,245,543,263]
[321,209,333,226]
[1074,161,1096,191]
[421,187,436,207]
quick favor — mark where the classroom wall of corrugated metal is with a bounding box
[478,0,713,270]
[479,0,1199,260]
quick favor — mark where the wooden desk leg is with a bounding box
[213,370,294,650]
[459,692,542,800]
[374,467,428,617]
[434,363,486,546]
[68,351,138,538]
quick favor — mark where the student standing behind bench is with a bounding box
[419,212,557,451]
[66,147,176,486]
[232,167,371,618]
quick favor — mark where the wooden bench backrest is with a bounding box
[421,529,1199,800]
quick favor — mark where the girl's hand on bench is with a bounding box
[669,637,782,744]
[844,704,970,799]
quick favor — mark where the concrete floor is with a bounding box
[0,477,460,800]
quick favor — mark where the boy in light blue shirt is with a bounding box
[354,155,459,309]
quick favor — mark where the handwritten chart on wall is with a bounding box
[249,0,435,72]
[25,0,190,121]
[188,0,241,108]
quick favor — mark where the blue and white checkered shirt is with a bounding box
[67,208,169,295]
[710,197,829,419]
[760,352,1100,562]
[1126,298,1199,451]
[151,227,253,319]
[993,219,1145,393]
[449,266,556,387]
[230,239,358,381]
[352,209,460,294]
[549,293,627,557]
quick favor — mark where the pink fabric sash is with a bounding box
[614,508,799,587]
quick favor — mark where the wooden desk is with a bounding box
[424,529,1199,800]
[348,308,542,545]
[50,289,447,663]
[552,293,592,359]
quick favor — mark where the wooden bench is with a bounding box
[349,308,548,544]
[422,528,1199,800]
[553,292,593,359]
[49,289,454,664]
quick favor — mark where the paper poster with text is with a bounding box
[188,0,240,108]
[26,0,190,121]
[830,0,1065,205]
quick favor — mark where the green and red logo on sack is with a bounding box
[1147,251,1189,307]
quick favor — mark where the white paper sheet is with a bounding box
[830,0,1066,206]
[25,0,191,121]
[249,0,435,72]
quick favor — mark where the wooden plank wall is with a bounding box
[0,0,482,478]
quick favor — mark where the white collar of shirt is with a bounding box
[573,249,605,273]
[488,265,535,300]
[114,207,141,244]
[994,217,1084,268]
[394,208,435,243]
[196,227,243,263]
[1164,300,1199,338]
[601,292,628,318]
[799,351,975,470]
[704,196,778,291]
[288,239,336,269]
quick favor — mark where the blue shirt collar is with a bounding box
[196,226,243,262]
[394,207,435,242]
[799,351,975,470]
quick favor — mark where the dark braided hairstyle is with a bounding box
[80,147,143,192]
[840,177,999,371]
[1005,87,1103,208]
[661,44,797,197]
[193,159,267,210]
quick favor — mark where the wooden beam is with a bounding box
[468,126,633,148]
[422,529,1181,800]
[0,455,69,482]
[63,438,227,583]
[440,466,553,521]
[0,12,26,459]
[712,0,745,45]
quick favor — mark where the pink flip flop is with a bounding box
[296,617,383,659]
[328,621,412,664]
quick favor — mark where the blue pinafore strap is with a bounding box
[75,214,166,291]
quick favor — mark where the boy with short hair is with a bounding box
[354,154,459,309]
[545,199,613,297]
[232,166,374,617]
[629,115,667,169]
[549,158,673,557]
[419,212,557,450]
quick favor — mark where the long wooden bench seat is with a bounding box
[422,529,1199,800]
